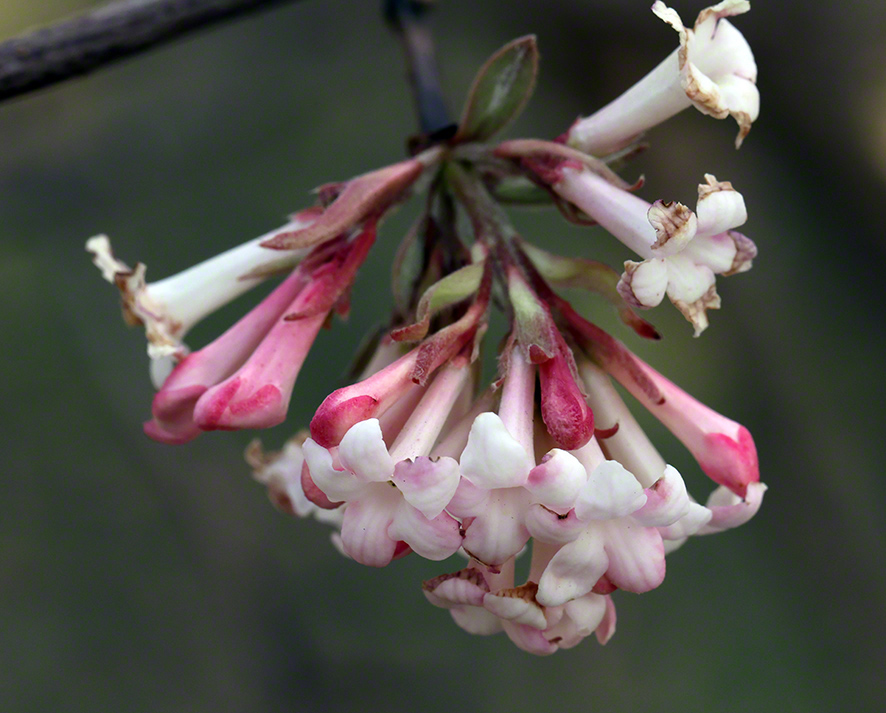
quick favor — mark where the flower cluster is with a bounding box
[89,2,765,654]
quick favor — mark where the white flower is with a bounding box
[553,170,754,335]
[566,0,759,155]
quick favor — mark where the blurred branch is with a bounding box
[0,0,305,104]
[385,0,454,143]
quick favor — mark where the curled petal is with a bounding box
[632,464,691,527]
[392,456,461,519]
[338,418,395,484]
[618,259,668,309]
[526,449,588,510]
[501,622,558,656]
[698,481,767,534]
[460,413,534,490]
[595,595,618,645]
[695,174,747,236]
[423,568,490,608]
[302,439,367,503]
[648,200,697,256]
[484,584,548,630]
[536,528,608,607]
[545,593,607,649]
[575,460,647,521]
[658,501,713,541]
[388,501,463,561]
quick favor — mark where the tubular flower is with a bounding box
[551,170,755,334]
[566,0,759,155]
[89,20,766,655]
[86,209,320,366]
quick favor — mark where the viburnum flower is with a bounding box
[565,0,759,155]
[87,6,767,656]
[550,169,755,334]
[86,209,319,368]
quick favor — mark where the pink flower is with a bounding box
[145,224,376,443]
[301,363,472,567]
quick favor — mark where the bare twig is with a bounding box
[0,0,304,104]
[385,0,454,144]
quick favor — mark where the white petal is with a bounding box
[422,568,490,608]
[680,231,737,274]
[388,501,463,561]
[536,528,608,607]
[698,481,767,534]
[525,449,588,510]
[450,606,504,635]
[460,413,534,490]
[665,253,716,304]
[632,464,691,527]
[545,593,607,649]
[575,460,647,521]
[392,456,460,519]
[338,418,395,483]
[659,501,713,540]
[695,176,747,236]
[484,590,548,630]
[302,439,367,503]
[619,258,669,308]
[462,487,531,566]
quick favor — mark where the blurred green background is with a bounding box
[2,1,885,711]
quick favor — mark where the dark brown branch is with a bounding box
[385,0,454,142]
[0,0,304,104]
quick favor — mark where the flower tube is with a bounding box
[86,208,320,361]
[565,0,759,155]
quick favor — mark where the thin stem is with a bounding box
[385,0,453,139]
[0,0,303,104]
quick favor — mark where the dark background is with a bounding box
[2,1,884,711]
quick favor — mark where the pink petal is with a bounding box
[392,456,460,519]
[524,504,586,545]
[339,486,400,567]
[601,519,666,593]
[698,481,767,534]
[388,501,463,561]
[594,595,617,645]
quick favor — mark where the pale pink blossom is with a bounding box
[553,170,754,334]
[302,363,472,566]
